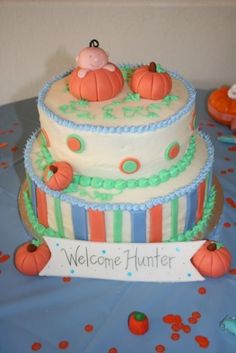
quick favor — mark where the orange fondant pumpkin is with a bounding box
[191,241,231,278]
[43,161,73,191]
[69,65,124,101]
[128,312,149,335]
[208,86,236,129]
[130,62,172,100]
[15,242,51,276]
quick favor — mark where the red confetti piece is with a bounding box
[171,333,180,341]
[224,222,231,228]
[8,129,14,133]
[84,324,94,332]
[0,254,10,263]
[229,268,236,275]
[198,287,207,295]
[11,145,18,153]
[188,317,198,325]
[171,323,182,332]
[0,142,8,148]
[224,157,231,161]
[62,277,71,283]
[155,344,166,352]
[220,170,227,175]
[228,168,234,173]
[192,312,201,319]
[228,146,236,152]
[31,342,42,351]
[58,340,69,349]
[195,335,210,348]
[108,348,118,353]
[182,325,191,333]
[226,197,236,209]
[217,131,223,136]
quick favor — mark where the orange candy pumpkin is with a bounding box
[128,311,149,335]
[191,241,231,278]
[43,161,73,191]
[208,86,236,130]
[130,62,172,100]
[15,242,51,276]
[69,65,124,102]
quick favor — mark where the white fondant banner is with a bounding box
[40,237,205,282]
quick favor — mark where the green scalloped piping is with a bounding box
[37,134,196,193]
[23,184,217,244]
[169,185,216,242]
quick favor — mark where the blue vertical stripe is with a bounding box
[72,204,88,240]
[31,181,37,216]
[184,189,198,232]
[131,210,146,243]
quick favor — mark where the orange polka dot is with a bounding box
[67,137,81,151]
[62,277,71,283]
[108,348,118,353]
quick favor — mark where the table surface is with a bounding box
[0,91,236,353]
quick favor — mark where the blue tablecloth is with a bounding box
[0,91,236,353]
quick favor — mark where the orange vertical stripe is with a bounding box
[88,209,106,242]
[36,188,48,227]
[150,205,163,242]
[196,181,206,222]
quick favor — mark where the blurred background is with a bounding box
[0,0,236,105]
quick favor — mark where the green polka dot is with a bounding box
[120,158,141,174]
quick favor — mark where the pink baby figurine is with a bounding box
[76,39,115,78]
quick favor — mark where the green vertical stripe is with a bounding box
[26,173,32,199]
[113,210,122,242]
[54,198,64,238]
[171,198,179,238]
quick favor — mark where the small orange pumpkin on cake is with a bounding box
[69,39,124,102]
[130,61,172,100]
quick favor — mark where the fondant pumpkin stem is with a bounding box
[49,165,58,174]
[207,242,217,252]
[89,39,99,48]
[27,244,37,253]
[149,62,156,72]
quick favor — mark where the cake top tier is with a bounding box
[39,68,195,132]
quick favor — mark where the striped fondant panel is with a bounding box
[31,180,37,217]
[72,204,88,240]
[196,180,206,222]
[36,187,48,227]
[131,210,147,243]
[149,205,163,242]
[88,209,106,242]
[29,173,212,243]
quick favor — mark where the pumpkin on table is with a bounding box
[43,161,73,191]
[191,241,231,278]
[128,311,149,335]
[14,242,51,276]
[208,84,236,131]
[130,61,172,100]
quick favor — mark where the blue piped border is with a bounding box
[24,130,214,211]
[37,65,196,134]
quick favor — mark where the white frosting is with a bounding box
[30,133,207,205]
[39,73,194,179]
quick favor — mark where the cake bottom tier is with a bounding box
[22,131,217,243]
